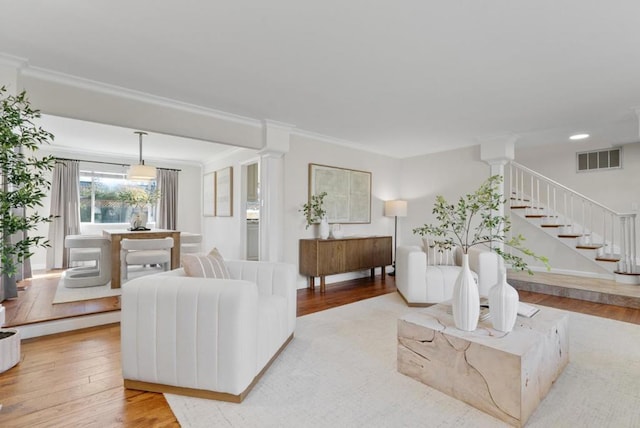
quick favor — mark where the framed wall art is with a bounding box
[215,166,233,217]
[308,163,371,223]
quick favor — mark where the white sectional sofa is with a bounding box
[396,245,502,306]
[121,260,297,402]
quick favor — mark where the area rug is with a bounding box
[165,293,640,428]
[52,266,165,304]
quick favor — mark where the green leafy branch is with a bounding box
[413,175,549,274]
[300,192,327,228]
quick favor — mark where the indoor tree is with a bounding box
[413,175,549,273]
[0,86,55,301]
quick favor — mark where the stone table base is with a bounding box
[397,304,569,427]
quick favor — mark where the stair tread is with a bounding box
[576,245,604,250]
[596,256,620,262]
[525,214,546,218]
[558,234,583,238]
[540,224,568,228]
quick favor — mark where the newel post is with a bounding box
[479,134,517,252]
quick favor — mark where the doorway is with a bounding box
[245,162,260,261]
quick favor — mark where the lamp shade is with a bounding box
[384,200,408,217]
[127,131,156,180]
[127,163,157,181]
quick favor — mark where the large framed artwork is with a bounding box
[308,163,371,223]
[202,171,215,217]
[215,166,233,217]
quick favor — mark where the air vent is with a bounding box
[577,147,621,172]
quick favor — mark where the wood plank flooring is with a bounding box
[2,271,119,327]
[0,273,639,427]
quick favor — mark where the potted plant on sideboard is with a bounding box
[300,191,329,239]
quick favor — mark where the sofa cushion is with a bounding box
[182,248,231,279]
[422,237,456,266]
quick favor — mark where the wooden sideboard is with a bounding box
[299,236,392,293]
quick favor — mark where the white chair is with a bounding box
[396,245,502,306]
[63,235,111,288]
[180,232,202,255]
[120,237,174,281]
[121,260,297,402]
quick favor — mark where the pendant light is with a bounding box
[127,131,156,181]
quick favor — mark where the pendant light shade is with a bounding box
[127,131,156,181]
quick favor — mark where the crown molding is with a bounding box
[21,66,262,128]
[290,128,400,159]
[0,53,28,69]
[40,145,207,168]
[263,119,296,131]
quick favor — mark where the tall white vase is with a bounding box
[452,253,480,331]
[319,216,330,239]
[488,268,519,332]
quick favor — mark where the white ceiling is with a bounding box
[2,1,640,161]
[36,115,239,165]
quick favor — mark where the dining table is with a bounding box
[102,229,181,289]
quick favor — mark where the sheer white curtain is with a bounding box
[157,168,179,230]
[46,159,81,269]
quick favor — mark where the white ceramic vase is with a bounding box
[489,268,519,332]
[319,216,330,239]
[130,209,148,230]
[452,253,480,331]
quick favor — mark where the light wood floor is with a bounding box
[0,273,639,427]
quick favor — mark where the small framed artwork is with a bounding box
[202,171,215,217]
[215,166,233,217]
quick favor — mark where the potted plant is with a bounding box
[117,187,160,230]
[413,175,548,331]
[0,87,55,302]
[300,192,329,238]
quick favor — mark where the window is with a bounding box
[80,171,157,224]
[577,148,622,172]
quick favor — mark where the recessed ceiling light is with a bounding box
[569,133,590,140]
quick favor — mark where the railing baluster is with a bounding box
[508,161,638,276]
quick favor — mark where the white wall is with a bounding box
[398,145,492,249]
[202,148,260,260]
[284,134,403,287]
[516,140,640,214]
[29,147,202,270]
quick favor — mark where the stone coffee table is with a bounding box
[397,303,569,427]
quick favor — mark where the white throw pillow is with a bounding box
[423,237,456,266]
[182,248,231,279]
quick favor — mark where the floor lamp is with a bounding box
[384,200,408,276]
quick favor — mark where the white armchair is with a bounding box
[396,245,502,306]
[121,259,296,402]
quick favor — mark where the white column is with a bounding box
[259,120,293,262]
[479,134,517,251]
[0,54,25,96]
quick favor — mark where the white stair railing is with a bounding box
[508,162,637,274]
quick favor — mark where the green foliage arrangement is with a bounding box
[0,87,56,277]
[413,175,549,274]
[300,192,327,228]
[117,187,160,210]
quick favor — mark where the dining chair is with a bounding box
[120,237,174,282]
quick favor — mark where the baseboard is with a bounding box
[14,310,121,339]
[125,333,295,402]
[518,265,614,281]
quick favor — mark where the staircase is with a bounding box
[508,162,639,285]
